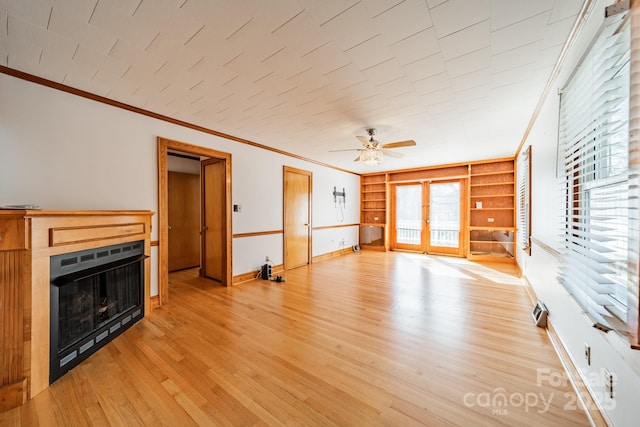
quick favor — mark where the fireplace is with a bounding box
[49,241,147,383]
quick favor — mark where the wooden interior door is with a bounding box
[284,166,312,269]
[202,159,226,282]
[168,171,200,271]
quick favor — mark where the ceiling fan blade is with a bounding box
[381,140,416,149]
[353,155,362,162]
[382,149,403,158]
[329,148,361,152]
[356,135,369,145]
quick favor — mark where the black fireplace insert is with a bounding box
[49,241,147,383]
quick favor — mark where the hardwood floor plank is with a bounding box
[0,251,590,426]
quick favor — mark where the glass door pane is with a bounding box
[429,182,460,249]
[395,184,422,246]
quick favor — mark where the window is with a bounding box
[558,10,630,329]
[517,147,531,255]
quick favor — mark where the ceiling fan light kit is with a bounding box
[330,128,416,166]
[361,148,383,165]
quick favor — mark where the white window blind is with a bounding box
[517,147,531,255]
[558,10,630,328]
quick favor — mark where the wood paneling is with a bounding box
[0,219,27,250]
[0,250,26,411]
[388,164,468,182]
[0,252,591,425]
[49,223,146,247]
[0,210,153,404]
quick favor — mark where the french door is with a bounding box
[391,180,465,255]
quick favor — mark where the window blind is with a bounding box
[558,10,630,328]
[517,147,531,255]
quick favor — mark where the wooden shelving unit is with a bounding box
[360,173,387,250]
[468,160,515,262]
[358,159,516,259]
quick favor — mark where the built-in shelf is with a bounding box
[361,173,387,249]
[471,194,515,198]
[468,170,514,176]
[470,182,515,187]
[468,160,516,263]
[471,207,514,211]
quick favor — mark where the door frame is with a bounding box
[424,179,466,256]
[389,183,424,252]
[158,137,232,306]
[283,166,312,270]
[390,178,467,256]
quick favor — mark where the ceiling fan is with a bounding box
[330,128,416,165]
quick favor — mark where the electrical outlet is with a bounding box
[604,369,614,399]
[265,256,270,263]
[584,343,591,366]
[487,217,495,223]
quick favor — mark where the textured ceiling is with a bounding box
[0,0,585,173]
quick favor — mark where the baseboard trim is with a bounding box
[312,247,353,263]
[0,378,27,412]
[150,295,160,309]
[233,264,284,285]
[545,321,611,427]
[522,277,610,427]
[231,248,354,285]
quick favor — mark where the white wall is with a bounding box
[168,155,200,174]
[0,72,360,294]
[517,1,640,425]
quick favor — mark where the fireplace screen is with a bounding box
[50,241,146,383]
[57,260,142,349]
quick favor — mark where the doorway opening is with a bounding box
[167,152,201,273]
[390,179,466,256]
[158,137,232,306]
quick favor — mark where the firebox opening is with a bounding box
[49,241,147,384]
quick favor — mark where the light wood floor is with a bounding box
[1,251,590,426]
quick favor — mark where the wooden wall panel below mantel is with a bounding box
[49,222,146,247]
[0,250,26,411]
[0,219,27,250]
